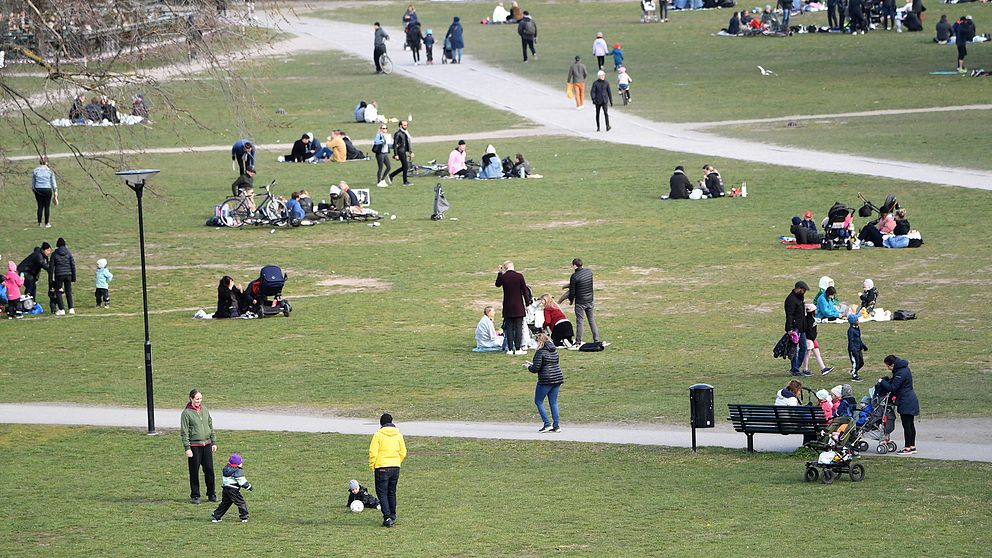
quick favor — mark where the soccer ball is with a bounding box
[349,500,364,513]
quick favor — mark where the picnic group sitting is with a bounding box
[788,195,921,249]
[663,164,727,199]
[474,294,574,352]
[54,93,146,126]
[354,100,397,124]
[811,275,889,323]
[447,140,536,179]
[277,131,367,163]
[717,8,784,36]
[482,2,523,24]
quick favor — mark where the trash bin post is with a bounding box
[689,384,715,452]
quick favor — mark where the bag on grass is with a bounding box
[579,341,604,352]
[893,310,916,320]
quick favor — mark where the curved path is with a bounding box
[271,14,991,190]
[1,403,989,463]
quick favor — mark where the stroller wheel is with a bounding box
[855,440,869,452]
[849,463,865,482]
[876,444,888,454]
[821,468,835,484]
[887,441,898,453]
[803,466,819,483]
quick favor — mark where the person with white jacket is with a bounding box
[775,380,803,406]
[363,100,386,124]
[592,32,609,70]
[475,306,504,350]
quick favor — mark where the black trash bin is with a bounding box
[689,383,714,451]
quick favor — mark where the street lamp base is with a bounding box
[146,431,159,436]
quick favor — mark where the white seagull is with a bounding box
[758,66,777,76]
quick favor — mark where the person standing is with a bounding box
[31,157,57,228]
[524,333,564,432]
[590,71,612,132]
[496,260,531,355]
[785,280,811,377]
[373,123,392,187]
[956,15,976,73]
[876,355,920,455]
[369,413,407,528]
[563,258,602,347]
[406,19,424,65]
[373,22,389,73]
[517,11,537,62]
[779,0,791,29]
[17,242,52,301]
[592,32,608,70]
[231,139,254,177]
[388,120,413,186]
[181,388,217,505]
[445,16,464,64]
[567,55,588,110]
[48,237,76,316]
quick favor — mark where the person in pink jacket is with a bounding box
[447,139,475,178]
[4,260,25,319]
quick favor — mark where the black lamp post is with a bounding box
[115,169,160,436]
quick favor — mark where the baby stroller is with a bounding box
[442,37,453,64]
[853,391,898,454]
[247,265,292,318]
[803,415,866,484]
[821,202,855,250]
[857,192,898,219]
[431,183,449,220]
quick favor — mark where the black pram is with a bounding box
[247,265,292,318]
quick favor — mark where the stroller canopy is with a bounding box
[432,183,449,220]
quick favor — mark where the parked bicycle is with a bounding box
[218,180,288,227]
[410,158,480,177]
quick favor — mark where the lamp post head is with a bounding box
[115,169,160,191]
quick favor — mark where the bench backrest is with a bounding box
[728,404,826,435]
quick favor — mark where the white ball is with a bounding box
[390,214,396,220]
[350,500,364,513]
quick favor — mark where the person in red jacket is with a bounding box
[495,260,532,355]
[540,293,574,347]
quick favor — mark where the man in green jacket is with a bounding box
[181,389,217,504]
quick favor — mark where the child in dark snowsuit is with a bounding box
[847,314,867,383]
[211,453,253,523]
[424,29,435,64]
[347,479,380,509]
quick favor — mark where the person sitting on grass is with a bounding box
[475,305,505,351]
[279,133,314,163]
[447,140,477,178]
[342,132,367,160]
[355,100,368,122]
[214,276,249,319]
[347,479,380,510]
[364,100,387,124]
[312,131,347,163]
[666,165,691,199]
[286,192,306,222]
[478,144,503,179]
[340,181,378,217]
[540,294,574,348]
[511,153,531,178]
[815,286,845,321]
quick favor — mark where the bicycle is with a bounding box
[218,180,288,227]
[378,52,393,74]
[410,158,481,178]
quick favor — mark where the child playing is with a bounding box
[4,260,24,319]
[610,42,623,71]
[211,453,253,523]
[801,304,833,376]
[347,479,380,510]
[847,314,867,382]
[617,66,632,105]
[857,278,878,317]
[95,258,113,308]
[424,29,435,64]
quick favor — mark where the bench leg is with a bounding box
[747,433,755,453]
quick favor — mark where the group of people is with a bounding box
[445,139,532,180]
[66,93,148,125]
[665,164,727,199]
[181,389,407,527]
[375,5,464,68]
[775,352,919,455]
[277,130,366,164]
[2,236,112,319]
[563,31,630,131]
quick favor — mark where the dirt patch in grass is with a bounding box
[315,276,391,292]
[529,219,607,229]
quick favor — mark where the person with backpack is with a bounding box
[517,11,537,62]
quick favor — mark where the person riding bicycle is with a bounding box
[374,22,390,74]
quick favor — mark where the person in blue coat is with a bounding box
[815,286,843,320]
[875,355,920,455]
[445,16,464,63]
[232,139,255,176]
[478,144,503,179]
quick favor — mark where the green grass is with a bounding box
[1,425,990,557]
[314,1,992,168]
[717,110,992,171]
[1,136,990,421]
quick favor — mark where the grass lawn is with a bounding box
[1,135,990,421]
[314,1,992,168]
[716,109,992,171]
[1,425,990,557]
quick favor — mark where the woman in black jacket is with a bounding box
[590,70,612,132]
[876,355,920,454]
[48,237,76,315]
[524,333,564,432]
[213,276,248,319]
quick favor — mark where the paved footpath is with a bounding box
[1,403,989,463]
[270,14,991,190]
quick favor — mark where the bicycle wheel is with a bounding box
[262,199,287,223]
[220,197,248,227]
[411,165,432,177]
[379,53,393,74]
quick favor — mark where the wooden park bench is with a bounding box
[727,404,827,452]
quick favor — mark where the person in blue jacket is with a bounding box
[285,192,306,221]
[232,139,255,176]
[445,16,464,63]
[876,355,920,455]
[815,286,843,320]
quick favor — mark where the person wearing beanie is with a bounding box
[94,258,113,308]
[856,278,879,318]
[48,237,76,316]
[785,281,810,376]
[610,42,623,71]
[423,28,435,64]
[181,389,217,505]
[17,242,53,301]
[347,478,380,510]
[590,70,612,132]
[445,16,464,63]
[4,260,25,319]
[875,354,920,454]
[211,453,252,523]
[31,156,58,227]
[369,413,407,527]
[567,55,588,110]
[815,389,834,422]
[847,314,867,382]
